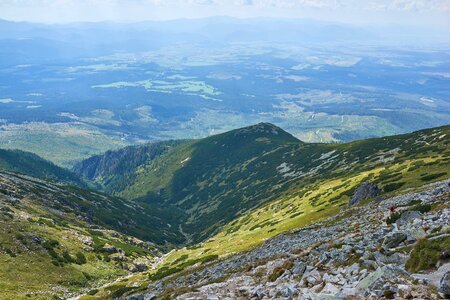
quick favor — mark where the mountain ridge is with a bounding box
[74,123,450,244]
[0,122,449,299]
[0,148,85,187]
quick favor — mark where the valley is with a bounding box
[1,19,449,167]
[0,123,449,299]
[0,7,449,300]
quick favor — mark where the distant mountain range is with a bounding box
[1,17,448,66]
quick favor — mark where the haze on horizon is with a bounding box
[0,0,449,28]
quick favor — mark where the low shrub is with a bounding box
[420,172,447,182]
[148,266,182,281]
[386,212,401,224]
[75,252,87,265]
[383,182,406,193]
[410,203,431,214]
[405,236,450,272]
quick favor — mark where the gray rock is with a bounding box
[251,284,265,299]
[439,271,450,297]
[382,232,407,249]
[374,252,408,266]
[101,243,123,254]
[277,283,297,298]
[292,260,307,276]
[396,210,422,226]
[305,269,322,286]
[134,263,148,272]
[349,182,380,206]
[320,282,341,295]
[356,265,407,291]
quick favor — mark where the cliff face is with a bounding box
[72,140,184,192]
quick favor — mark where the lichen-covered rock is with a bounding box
[396,210,422,226]
[356,265,407,292]
[349,182,380,206]
[292,260,307,276]
[439,271,450,297]
[383,232,407,250]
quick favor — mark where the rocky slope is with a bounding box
[124,180,450,300]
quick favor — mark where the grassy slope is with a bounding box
[107,123,450,245]
[0,148,85,186]
[162,125,450,263]
[0,172,165,299]
[85,124,450,299]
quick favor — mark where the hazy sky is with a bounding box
[1,0,449,26]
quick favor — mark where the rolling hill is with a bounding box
[74,123,450,244]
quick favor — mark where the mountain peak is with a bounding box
[225,122,300,145]
[235,122,283,134]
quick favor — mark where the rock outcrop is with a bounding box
[348,181,380,205]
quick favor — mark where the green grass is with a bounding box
[0,173,156,299]
[405,236,450,273]
[140,154,448,287]
[77,123,450,247]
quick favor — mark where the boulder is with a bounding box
[349,182,380,206]
[101,244,124,254]
[439,271,450,297]
[396,211,422,226]
[382,232,407,250]
[112,254,127,262]
[356,265,407,292]
[251,285,265,299]
[134,262,148,272]
[320,282,340,295]
[405,227,426,243]
[374,252,408,266]
[305,269,322,286]
[292,260,307,276]
[277,283,297,298]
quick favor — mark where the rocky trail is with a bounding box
[128,180,450,299]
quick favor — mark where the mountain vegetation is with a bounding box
[74,123,450,244]
[1,123,449,299]
[72,140,184,193]
[0,148,85,186]
[0,171,163,299]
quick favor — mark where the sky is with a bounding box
[0,0,449,26]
